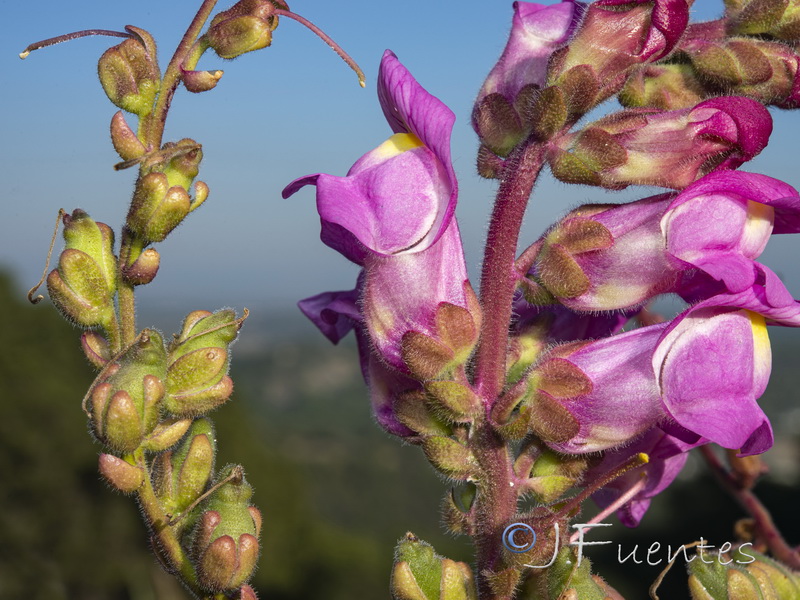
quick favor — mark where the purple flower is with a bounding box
[589,429,701,527]
[526,171,800,310]
[476,1,580,106]
[527,268,800,455]
[298,288,417,437]
[285,50,477,373]
[548,97,773,190]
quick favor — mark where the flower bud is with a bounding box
[206,0,280,59]
[547,97,772,190]
[393,390,451,438]
[524,449,587,503]
[110,111,147,161]
[122,247,160,286]
[164,309,243,417]
[192,466,260,592]
[141,417,193,452]
[182,68,224,93]
[153,418,216,518]
[90,329,167,452]
[390,532,477,600]
[126,139,205,243]
[47,210,117,328]
[81,330,111,369]
[98,29,160,116]
[98,453,144,494]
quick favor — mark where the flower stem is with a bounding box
[474,141,545,402]
[700,446,800,569]
[470,421,519,600]
[143,0,219,148]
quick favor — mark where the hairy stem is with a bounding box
[144,0,219,148]
[471,421,519,600]
[700,446,800,569]
[133,449,200,590]
[474,141,545,402]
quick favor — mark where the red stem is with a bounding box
[700,446,800,569]
[474,141,545,402]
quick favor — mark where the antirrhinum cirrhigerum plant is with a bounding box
[20,1,364,599]
[18,0,800,599]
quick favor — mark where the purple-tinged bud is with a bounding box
[47,210,117,329]
[97,29,160,116]
[192,466,260,592]
[548,97,772,190]
[619,64,706,110]
[99,453,144,494]
[110,111,147,161]
[473,1,580,151]
[391,532,478,600]
[238,585,259,600]
[206,0,280,59]
[182,68,224,93]
[122,247,160,286]
[81,330,111,369]
[548,0,690,104]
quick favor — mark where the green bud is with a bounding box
[126,139,205,243]
[421,437,476,480]
[98,453,144,494]
[391,533,477,600]
[192,466,261,592]
[153,418,216,518]
[110,110,147,161]
[98,30,160,116]
[47,210,117,328]
[164,310,242,417]
[206,0,280,60]
[726,0,800,41]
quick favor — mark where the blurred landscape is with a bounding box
[2,268,799,599]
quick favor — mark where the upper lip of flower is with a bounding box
[282,50,458,260]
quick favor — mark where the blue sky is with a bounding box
[4,0,799,326]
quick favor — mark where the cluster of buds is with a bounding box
[88,309,242,458]
[620,2,800,110]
